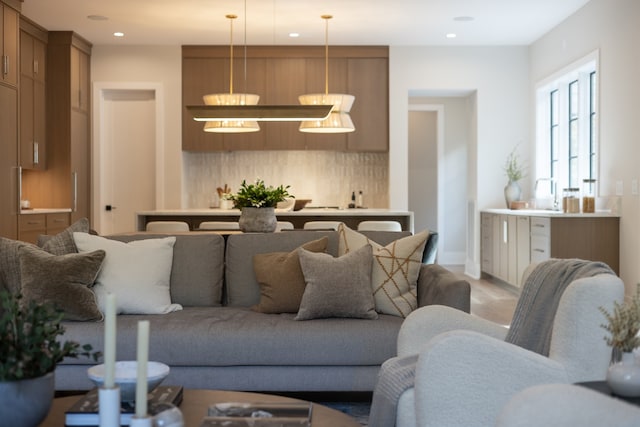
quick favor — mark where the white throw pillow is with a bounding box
[337,224,429,317]
[73,232,182,314]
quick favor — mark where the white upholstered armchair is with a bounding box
[370,260,624,427]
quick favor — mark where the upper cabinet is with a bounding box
[0,1,19,87]
[182,46,388,152]
[19,17,47,170]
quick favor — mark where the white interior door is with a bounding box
[408,110,438,234]
[99,89,156,234]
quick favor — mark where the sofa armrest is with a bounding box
[417,264,470,313]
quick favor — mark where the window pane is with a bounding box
[569,80,579,119]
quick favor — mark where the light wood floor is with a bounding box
[443,266,519,327]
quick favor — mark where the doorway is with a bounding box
[93,84,164,234]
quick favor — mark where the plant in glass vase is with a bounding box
[503,145,526,209]
[599,285,640,397]
[230,179,292,232]
[0,291,100,426]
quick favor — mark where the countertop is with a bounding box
[136,208,412,217]
[483,208,619,218]
[20,208,72,214]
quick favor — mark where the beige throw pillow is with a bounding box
[252,237,328,314]
[338,223,429,317]
[296,244,377,321]
[18,245,105,321]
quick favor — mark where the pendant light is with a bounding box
[298,15,355,133]
[203,14,260,133]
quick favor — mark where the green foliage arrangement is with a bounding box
[599,285,640,353]
[230,179,292,209]
[0,291,100,381]
[504,146,526,182]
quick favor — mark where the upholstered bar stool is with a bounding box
[198,221,240,231]
[275,221,295,231]
[357,220,402,232]
[302,221,342,231]
[145,221,190,232]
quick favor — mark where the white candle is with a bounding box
[135,320,150,418]
[103,293,117,389]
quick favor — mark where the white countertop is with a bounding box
[137,208,413,217]
[483,208,619,218]
[20,208,72,214]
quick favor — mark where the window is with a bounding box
[536,51,598,197]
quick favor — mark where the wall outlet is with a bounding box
[632,178,639,196]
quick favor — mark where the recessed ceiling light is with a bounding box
[289,32,300,38]
[453,16,474,22]
[446,33,457,39]
[113,32,125,37]
[87,15,108,21]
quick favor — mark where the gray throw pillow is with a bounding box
[295,244,377,320]
[0,237,38,295]
[38,217,91,255]
[18,245,106,321]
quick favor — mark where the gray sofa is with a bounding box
[55,230,470,392]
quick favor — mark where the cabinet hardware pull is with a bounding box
[533,249,545,253]
[34,60,39,75]
[34,142,39,165]
[72,172,78,212]
[27,221,40,225]
[2,55,7,76]
[18,166,22,210]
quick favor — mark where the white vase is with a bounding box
[504,180,522,209]
[606,351,640,397]
[239,207,277,233]
[0,371,55,427]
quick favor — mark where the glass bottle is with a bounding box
[562,188,580,213]
[582,179,596,213]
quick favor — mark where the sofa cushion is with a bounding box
[19,245,105,321]
[74,232,182,314]
[252,237,328,314]
[106,233,225,307]
[59,307,404,367]
[338,223,429,317]
[296,244,378,320]
[225,231,339,307]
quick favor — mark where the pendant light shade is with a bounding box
[299,15,355,133]
[203,14,260,133]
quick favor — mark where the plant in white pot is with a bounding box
[503,145,526,209]
[599,285,640,397]
[0,291,100,427]
[230,179,292,233]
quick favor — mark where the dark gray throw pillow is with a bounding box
[18,245,106,321]
[38,217,91,255]
[295,244,377,320]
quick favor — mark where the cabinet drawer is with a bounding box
[19,214,46,231]
[46,212,70,230]
[530,235,550,263]
[530,217,550,237]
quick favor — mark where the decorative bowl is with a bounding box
[293,199,312,211]
[87,361,170,402]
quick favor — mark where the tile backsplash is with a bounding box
[183,151,389,209]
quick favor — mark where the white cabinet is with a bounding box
[481,212,530,287]
[516,216,530,287]
[530,217,550,263]
[480,212,493,275]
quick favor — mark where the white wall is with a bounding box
[91,45,183,209]
[529,0,640,292]
[389,46,530,276]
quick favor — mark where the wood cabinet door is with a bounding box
[1,4,18,87]
[70,110,89,222]
[0,84,18,238]
[347,58,388,152]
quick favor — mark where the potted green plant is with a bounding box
[503,145,526,209]
[0,291,100,426]
[599,285,640,397]
[230,179,292,233]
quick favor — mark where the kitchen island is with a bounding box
[136,209,414,232]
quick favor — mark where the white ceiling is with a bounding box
[21,0,591,47]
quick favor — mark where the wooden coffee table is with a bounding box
[40,389,363,427]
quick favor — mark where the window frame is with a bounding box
[535,50,599,197]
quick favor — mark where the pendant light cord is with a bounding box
[226,14,236,95]
[322,15,332,95]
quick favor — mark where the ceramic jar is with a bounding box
[606,351,640,397]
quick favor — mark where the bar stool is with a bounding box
[145,221,190,232]
[275,221,295,231]
[303,221,342,231]
[357,220,402,232]
[198,221,240,230]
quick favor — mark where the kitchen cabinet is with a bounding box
[181,45,388,152]
[18,211,70,244]
[1,1,19,87]
[481,210,620,288]
[22,32,92,223]
[0,83,18,239]
[19,18,47,170]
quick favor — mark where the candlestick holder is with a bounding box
[130,415,153,427]
[98,386,121,427]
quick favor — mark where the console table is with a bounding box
[41,389,362,426]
